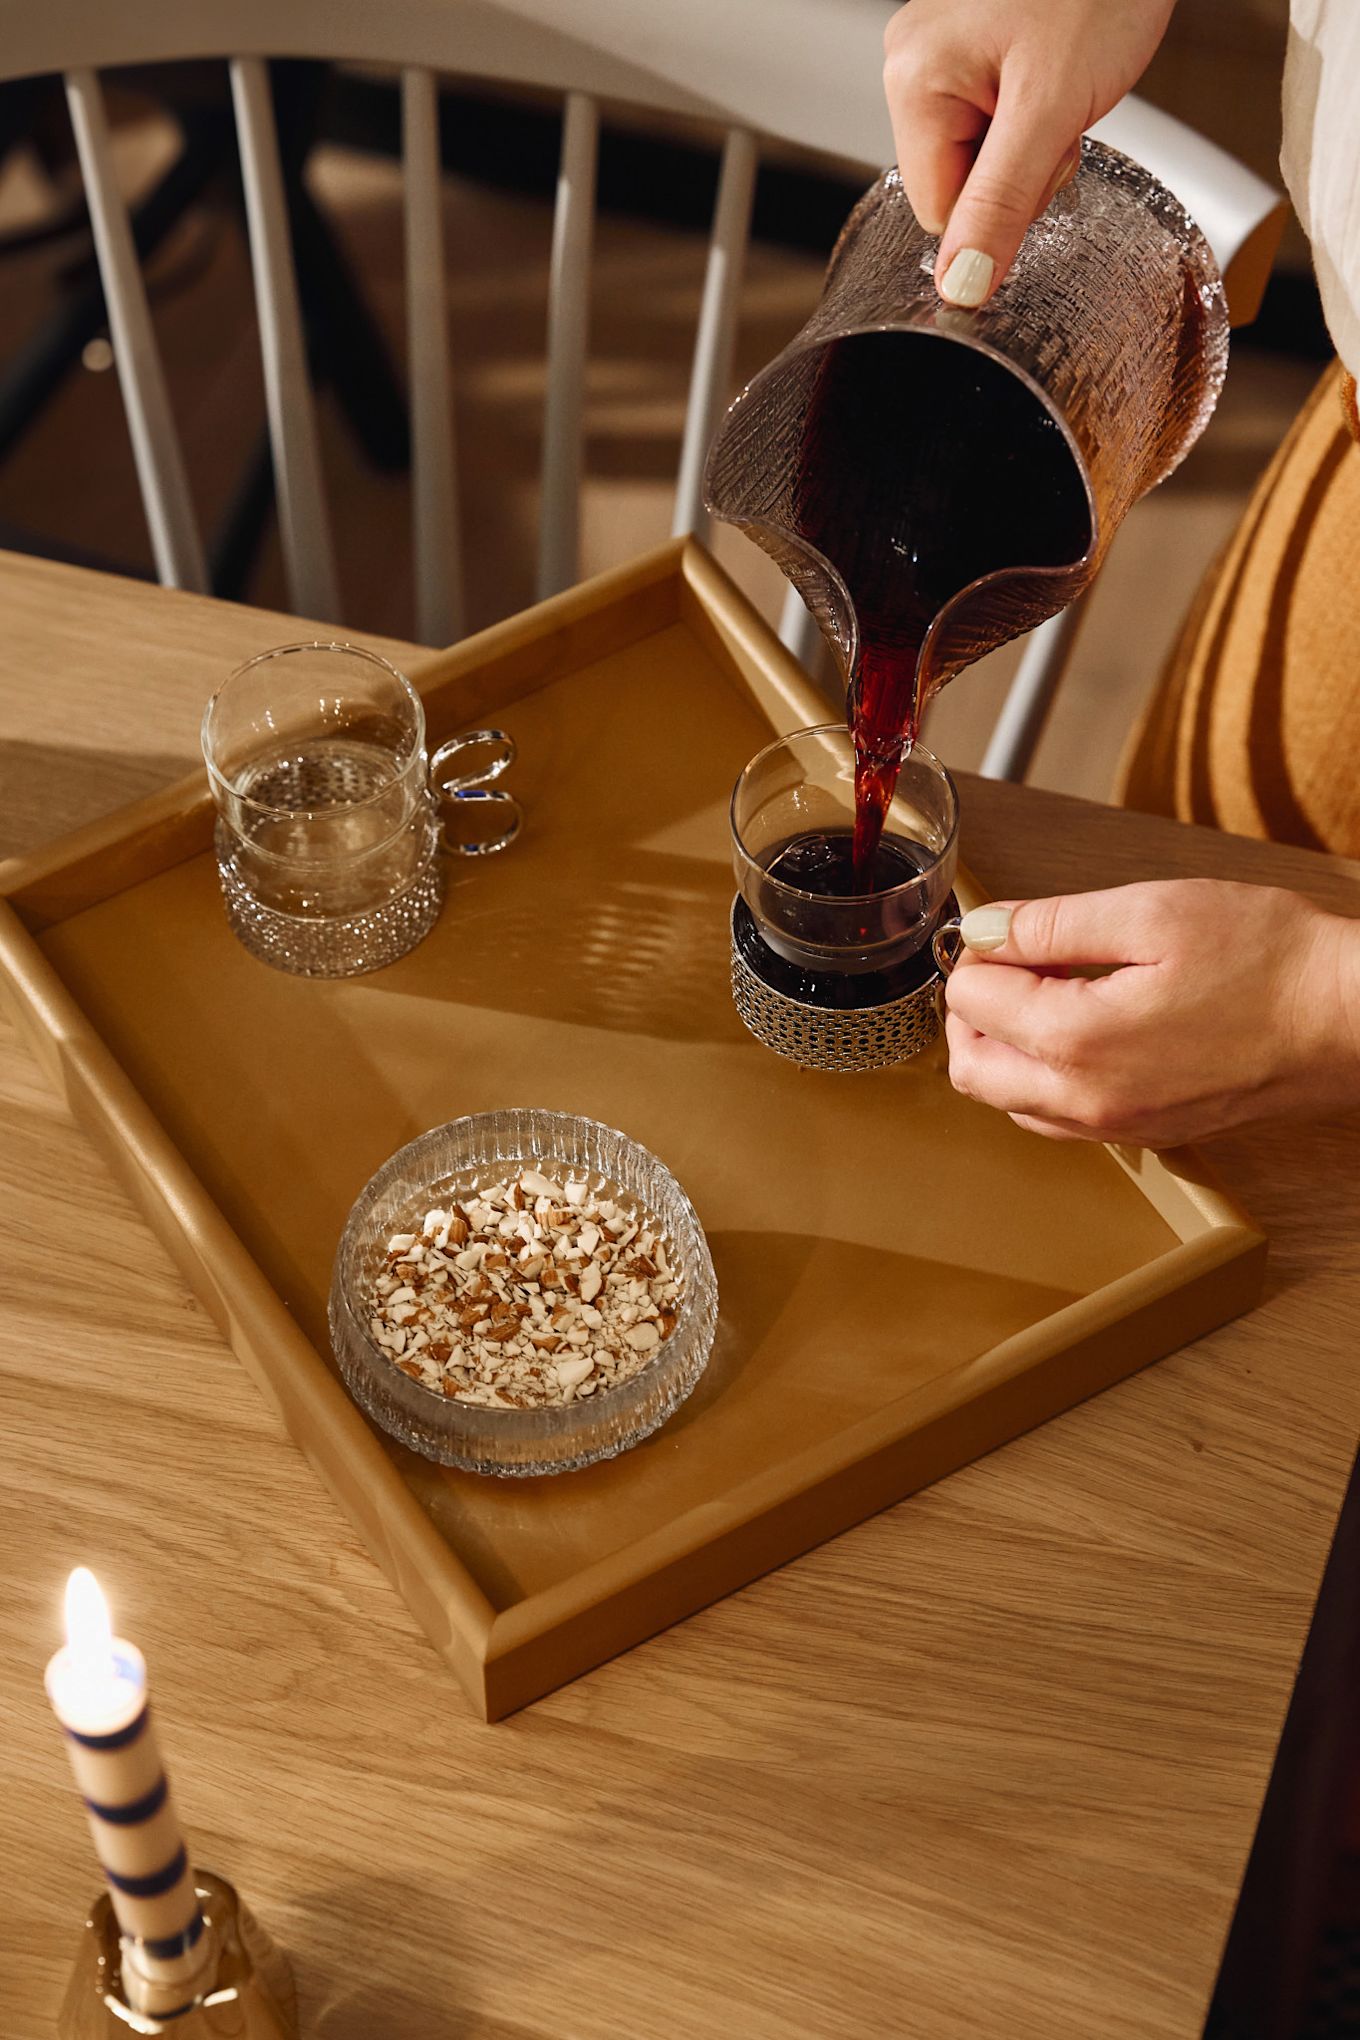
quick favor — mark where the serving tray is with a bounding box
[0,539,1265,1718]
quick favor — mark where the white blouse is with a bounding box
[1282,0,1360,377]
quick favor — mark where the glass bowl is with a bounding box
[329,1108,719,1476]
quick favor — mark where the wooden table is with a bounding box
[2,549,1358,2040]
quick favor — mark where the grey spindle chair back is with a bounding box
[38,55,760,644]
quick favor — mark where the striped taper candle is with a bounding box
[46,1569,215,2019]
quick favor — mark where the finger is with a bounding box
[945,1017,1086,1121]
[1008,1112,1094,1143]
[945,958,1106,1058]
[959,887,1165,970]
[1013,1108,1173,1149]
[882,14,991,235]
[936,67,1085,304]
[891,89,985,238]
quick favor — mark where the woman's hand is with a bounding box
[944,880,1360,1146]
[882,0,1176,306]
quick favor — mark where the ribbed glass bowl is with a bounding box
[329,1108,719,1476]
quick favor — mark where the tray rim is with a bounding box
[0,537,1266,1719]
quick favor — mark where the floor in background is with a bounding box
[0,115,1321,811]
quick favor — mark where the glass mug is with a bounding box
[201,641,520,978]
[729,725,959,1072]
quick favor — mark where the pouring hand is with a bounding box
[882,0,1177,308]
[942,880,1360,1146]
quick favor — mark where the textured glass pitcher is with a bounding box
[703,138,1230,708]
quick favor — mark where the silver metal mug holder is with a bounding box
[729,895,957,1074]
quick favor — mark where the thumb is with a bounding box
[959,890,1163,968]
[935,71,1084,307]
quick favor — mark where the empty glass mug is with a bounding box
[201,642,520,978]
[729,725,959,1072]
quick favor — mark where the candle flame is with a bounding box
[64,1567,113,1664]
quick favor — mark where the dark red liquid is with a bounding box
[738,828,955,1010]
[765,827,930,897]
[793,333,1092,884]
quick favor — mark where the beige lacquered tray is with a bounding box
[0,540,1265,1718]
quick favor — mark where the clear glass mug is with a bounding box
[728,726,959,1071]
[730,724,958,996]
[201,641,520,978]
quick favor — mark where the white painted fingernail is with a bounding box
[960,905,1012,953]
[939,248,995,307]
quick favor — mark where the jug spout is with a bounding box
[704,140,1228,713]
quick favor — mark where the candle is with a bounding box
[46,1569,211,2016]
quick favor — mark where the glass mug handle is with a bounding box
[931,917,965,977]
[429,729,521,857]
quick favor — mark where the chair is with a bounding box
[0,0,1285,776]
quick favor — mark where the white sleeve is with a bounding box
[1282,0,1360,378]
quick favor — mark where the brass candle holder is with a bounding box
[60,1870,296,2039]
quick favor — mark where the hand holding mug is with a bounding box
[937,878,1360,1145]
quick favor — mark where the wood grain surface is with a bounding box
[2,549,1359,2040]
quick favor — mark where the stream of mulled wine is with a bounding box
[792,333,1093,890]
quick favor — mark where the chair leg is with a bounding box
[286,175,410,472]
[208,425,274,600]
[204,59,411,598]
[977,599,1089,782]
[264,58,410,474]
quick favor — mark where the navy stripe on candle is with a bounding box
[84,1774,168,1825]
[65,1706,149,1752]
[104,1845,188,1898]
[140,1911,206,1962]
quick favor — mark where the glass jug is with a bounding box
[703,138,1230,714]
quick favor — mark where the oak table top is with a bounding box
[2,548,1358,2040]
